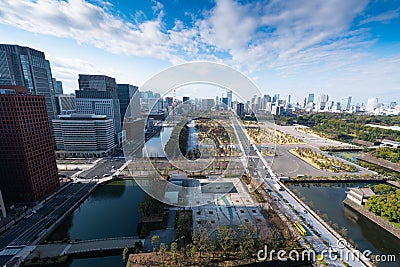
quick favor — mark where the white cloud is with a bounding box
[359,9,400,25]
[48,56,121,92]
[1,0,399,101]
[0,0,170,59]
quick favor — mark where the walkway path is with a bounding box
[26,237,141,259]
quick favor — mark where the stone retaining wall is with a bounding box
[343,198,400,240]
[357,153,400,173]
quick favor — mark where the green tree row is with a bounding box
[365,185,400,223]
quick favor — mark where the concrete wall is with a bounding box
[343,198,400,240]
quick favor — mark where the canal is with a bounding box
[187,120,198,152]
[143,126,173,157]
[286,182,400,266]
[48,180,145,267]
[49,127,176,266]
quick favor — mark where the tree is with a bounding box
[192,227,209,259]
[238,223,256,259]
[122,247,129,263]
[186,243,198,265]
[159,243,168,265]
[170,242,179,263]
[151,235,160,253]
[217,224,236,258]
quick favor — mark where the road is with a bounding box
[0,183,95,250]
[231,117,371,267]
[77,158,125,179]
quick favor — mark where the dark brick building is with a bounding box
[0,86,59,204]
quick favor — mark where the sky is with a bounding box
[1,0,400,104]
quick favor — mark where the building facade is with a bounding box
[52,114,116,158]
[117,84,139,121]
[55,94,76,115]
[75,75,121,144]
[0,44,56,119]
[236,102,245,117]
[0,87,59,204]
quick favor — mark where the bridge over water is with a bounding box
[26,237,142,259]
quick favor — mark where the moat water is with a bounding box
[286,182,400,266]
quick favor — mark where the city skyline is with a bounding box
[0,0,399,104]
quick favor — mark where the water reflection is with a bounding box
[287,182,400,266]
[143,127,173,157]
[47,180,145,241]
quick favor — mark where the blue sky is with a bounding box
[1,0,399,104]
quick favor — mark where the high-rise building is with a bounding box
[236,103,245,117]
[227,91,232,108]
[316,94,329,111]
[340,96,352,111]
[52,114,116,158]
[55,94,76,115]
[117,84,139,121]
[271,105,283,115]
[75,74,121,144]
[140,98,163,113]
[165,97,174,106]
[273,94,280,103]
[200,98,215,111]
[140,91,154,99]
[52,78,63,95]
[0,87,59,203]
[221,97,229,107]
[366,98,380,112]
[0,44,57,119]
[183,96,190,103]
[264,94,271,103]
[307,93,314,104]
[285,95,291,107]
[0,190,6,219]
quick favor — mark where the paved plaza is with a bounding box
[190,177,268,234]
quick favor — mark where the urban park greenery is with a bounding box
[296,113,400,143]
[365,184,400,227]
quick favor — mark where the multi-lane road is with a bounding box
[231,117,371,267]
[0,182,95,264]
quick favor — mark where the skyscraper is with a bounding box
[366,98,380,112]
[236,103,245,116]
[117,84,139,121]
[52,78,63,95]
[307,93,315,104]
[222,97,229,107]
[340,96,352,111]
[0,44,56,119]
[0,86,59,203]
[75,74,121,145]
[227,91,233,108]
[316,94,329,111]
[264,94,271,103]
[285,95,291,107]
[273,94,280,103]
